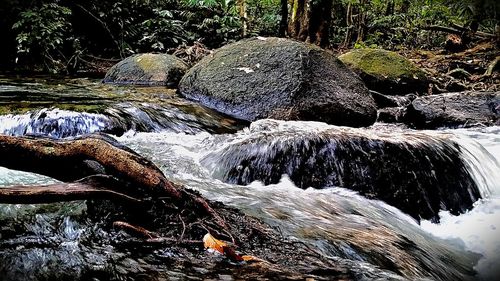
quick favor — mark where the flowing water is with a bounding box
[1,78,500,280]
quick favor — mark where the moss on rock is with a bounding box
[339,49,429,95]
[103,53,188,87]
[179,37,377,128]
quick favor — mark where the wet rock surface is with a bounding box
[377,107,405,123]
[0,77,492,281]
[0,78,244,137]
[339,49,430,96]
[103,53,188,87]
[0,197,409,281]
[202,120,482,222]
[405,91,500,129]
[179,37,377,127]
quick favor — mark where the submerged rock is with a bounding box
[0,78,244,138]
[202,120,482,222]
[103,53,188,87]
[405,91,500,129]
[179,37,377,127]
[339,49,429,95]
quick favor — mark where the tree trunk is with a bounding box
[288,0,307,41]
[356,0,369,43]
[288,0,333,46]
[278,0,288,37]
[308,0,333,47]
[237,0,248,37]
[385,0,395,16]
[343,3,354,47]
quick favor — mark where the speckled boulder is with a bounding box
[103,53,188,87]
[339,49,429,95]
[179,37,377,127]
[405,91,500,129]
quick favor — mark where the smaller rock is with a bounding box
[377,107,405,123]
[370,90,415,108]
[103,53,188,87]
[405,91,500,129]
[339,49,430,95]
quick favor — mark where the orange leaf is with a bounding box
[203,233,243,261]
[203,233,227,255]
[202,233,266,263]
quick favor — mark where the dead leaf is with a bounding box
[203,233,267,263]
[203,233,243,261]
[203,232,227,254]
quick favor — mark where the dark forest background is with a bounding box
[0,0,498,74]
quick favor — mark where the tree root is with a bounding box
[113,221,159,239]
[0,134,231,240]
[485,55,500,76]
[0,175,141,204]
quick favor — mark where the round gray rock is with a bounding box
[405,91,500,128]
[103,53,188,87]
[178,37,377,127]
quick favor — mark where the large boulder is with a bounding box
[202,119,484,222]
[179,37,377,127]
[103,53,188,87]
[339,49,429,95]
[405,91,500,129]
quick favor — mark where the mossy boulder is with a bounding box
[103,53,188,87]
[339,49,429,95]
[179,37,377,127]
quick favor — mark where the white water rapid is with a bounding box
[115,120,500,280]
[1,78,499,280]
[421,127,500,280]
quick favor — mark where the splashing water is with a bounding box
[2,78,500,280]
[117,121,500,280]
[0,108,111,138]
[421,127,500,280]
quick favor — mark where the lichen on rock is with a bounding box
[179,37,377,128]
[339,48,429,95]
[103,53,188,87]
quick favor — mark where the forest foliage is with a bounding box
[0,0,498,73]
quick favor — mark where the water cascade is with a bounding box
[0,79,244,138]
[1,78,500,280]
[201,120,491,221]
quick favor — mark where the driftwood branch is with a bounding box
[423,25,495,39]
[113,221,159,238]
[485,56,500,76]
[0,134,229,233]
[0,135,181,200]
[0,181,141,204]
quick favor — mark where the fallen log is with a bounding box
[0,134,181,199]
[0,134,227,233]
[423,25,496,39]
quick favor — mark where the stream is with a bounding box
[0,77,499,280]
